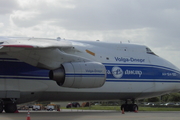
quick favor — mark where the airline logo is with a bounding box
[106,66,143,79]
[114,57,145,63]
[125,70,142,77]
[111,66,123,79]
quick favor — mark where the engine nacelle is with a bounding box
[49,62,106,88]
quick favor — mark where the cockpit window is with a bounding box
[146,47,157,56]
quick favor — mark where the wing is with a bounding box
[0,37,90,70]
[0,37,72,48]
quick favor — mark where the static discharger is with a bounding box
[86,49,95,56]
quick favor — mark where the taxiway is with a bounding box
[1,110,180,120]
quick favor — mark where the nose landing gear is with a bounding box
[121,99,138,112]
[121,104,138,112]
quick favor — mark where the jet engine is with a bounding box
[49,62,106,88]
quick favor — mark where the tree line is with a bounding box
[141,92,180,103]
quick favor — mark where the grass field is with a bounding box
[139,107,180,111]
[63,105,180,111]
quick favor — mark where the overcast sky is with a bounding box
[0,0,180,68]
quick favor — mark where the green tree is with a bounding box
[161,94,169,102]
[168,93,180,102]
[145,97,160,102]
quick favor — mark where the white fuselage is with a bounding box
[0,39,180,104]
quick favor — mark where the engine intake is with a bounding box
[49,62,106,88]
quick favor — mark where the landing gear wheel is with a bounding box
[121,104,129,112]
[4,103,17,113]
[132,104,138,111]
[0,103,3,113]
[121,104,138,112]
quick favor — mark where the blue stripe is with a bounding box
[0,58,18,60]
[66,74,105,77]
[1,77,180,83]
[103,63,180,73]
[66,74,105,75]
[66,75,105,77]
[105,65,180,80]
[106,80,180,83]
[0,58,49,77]
[0,58,180,82]
[0,76,49,80]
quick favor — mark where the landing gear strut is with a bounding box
[0,103,3,113]
[121,99,138,112]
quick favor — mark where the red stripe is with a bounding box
[2,45,34,48]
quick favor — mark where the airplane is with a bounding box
[0,36,180,113]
